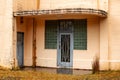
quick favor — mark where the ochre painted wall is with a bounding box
[13,0,38,12]
[17,17,33,66]
[99,18,109,70]
[13,0,108,12]
[40,0,108,11]
[35,15,100,69]
[99,0,120,70]
[16,15,100,69]
[0,0,13,68]
[108,0,120,70]
[73,17,100,69]
[36,19,57,67]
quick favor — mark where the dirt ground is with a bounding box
[0,68,120,80]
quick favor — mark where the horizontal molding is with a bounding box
[37,58,120,63]
[100,60,120,62]
[37,58,56,60]
[74,59,93,62]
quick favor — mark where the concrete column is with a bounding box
[0,0,13,68]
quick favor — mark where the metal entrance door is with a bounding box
[57,20,73,68]
[17,32,24,67]
[58,33,73,67]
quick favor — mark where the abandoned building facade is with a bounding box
[0,0,120,70]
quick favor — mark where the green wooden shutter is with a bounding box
[45,20,57,49]
[74,19,87,50]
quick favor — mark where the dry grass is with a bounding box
[0,68,120,80]
[92,55,99,74]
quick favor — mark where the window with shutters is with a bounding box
[45,20,57,49]
[74,19,87,50]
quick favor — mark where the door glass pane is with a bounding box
[61,35,70,62]
[59,20,73,33]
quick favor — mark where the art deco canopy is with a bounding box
[14,8,107,17]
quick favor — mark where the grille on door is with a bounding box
[61,35,70,62]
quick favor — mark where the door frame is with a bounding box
[57,33,73,68]
[17,32,24,67]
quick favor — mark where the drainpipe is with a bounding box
[32,18,37,67]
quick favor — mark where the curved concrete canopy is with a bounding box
[14,8,107,17]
